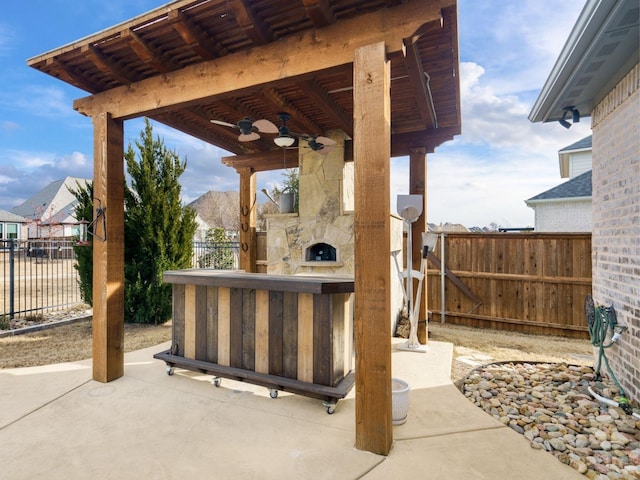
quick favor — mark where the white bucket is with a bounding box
[392,378,410,425]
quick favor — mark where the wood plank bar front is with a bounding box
[156,271,354,406]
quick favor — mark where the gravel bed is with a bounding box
[462,362,640,479]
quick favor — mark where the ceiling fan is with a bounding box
[210,112,337,154]
[273,112,337,155]
[210,116,278,142]
[304,135,337,155]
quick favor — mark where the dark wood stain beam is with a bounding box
[169,10,226,60]
[123,28,174,73]
[83,45,136,86]
[300,79,353,137]
[259,88,321,136]
[45,58,99,93]
[227,0,273,45]
[302,0,335,28]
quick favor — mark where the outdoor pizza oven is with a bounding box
[306,242,337,262]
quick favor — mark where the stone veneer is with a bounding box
[266,131,354,276]
[591,63,639,403]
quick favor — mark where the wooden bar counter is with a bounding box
[154,270,355,412]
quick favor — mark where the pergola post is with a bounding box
[238,167,257,273]
[353,41,392,455]
[409,147,428,344]
[92,112,125,383]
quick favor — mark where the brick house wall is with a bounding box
[591,63,640,402]
[533,199,591,232]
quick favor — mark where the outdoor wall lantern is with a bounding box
[559,106,580,129]
[75,199,106,245]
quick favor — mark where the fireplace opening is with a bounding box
[306,242,336,262]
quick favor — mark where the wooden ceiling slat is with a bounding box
[302,0,336,28]
[227,0,274,45]
[259,88,321,136]
[298,79,353,137]
[123,28,175,73]
[45,58,100,93]
[169,9,227,60]
[83,45,136,86]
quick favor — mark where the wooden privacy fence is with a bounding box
[255,231,592,338]
[426,233,592,338]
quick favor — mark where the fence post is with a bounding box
[9,238,15,318]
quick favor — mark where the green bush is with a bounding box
[72,119,197,325]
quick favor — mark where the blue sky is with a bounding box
[0,1,592,228]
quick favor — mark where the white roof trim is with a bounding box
[529,0,639,123]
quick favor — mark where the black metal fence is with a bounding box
[1,239,82,319]
[0,239,240,320]
[192,241,240,270]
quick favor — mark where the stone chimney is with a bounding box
[266,130,353,275]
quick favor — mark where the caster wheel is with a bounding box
[212,377,221,387]
[166,366,174,376]
[269,389,279,399]
[323,401,336,414]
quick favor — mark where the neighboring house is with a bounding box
[11,177,90,239]
[529,0,639,402]
[0,209,28,241]
[525,136,592,232]
[193,213,211,242]
[558,135,592,179]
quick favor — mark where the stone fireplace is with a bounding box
[265,131,354,276]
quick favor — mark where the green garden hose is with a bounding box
[585,295,629,412]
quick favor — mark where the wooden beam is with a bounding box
[227,0,273,45]
[354,41,392,455]
[74,1,447,119]
[92,112,125,383]
[169,10,226,60]
[302,0,336,28]
[403,20,441,129]
[258,88,322,135]
[223,150,299,172]
[238,167,257,272]
[390,126,459,156]
[409,147,427,344]
[299,79,353,137]
[123,28,176,73]
[45,58,98,93]
[83,45,136,85]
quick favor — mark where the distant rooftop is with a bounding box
[559,135,592,153]
[0,209,28,223]
[527,170,592,203]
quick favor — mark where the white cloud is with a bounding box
[57,151,88,169]
[0,85,74,118]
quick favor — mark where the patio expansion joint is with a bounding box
[0,378,91,431]
[394,423,506,443]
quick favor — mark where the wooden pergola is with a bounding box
[28,0,460,455]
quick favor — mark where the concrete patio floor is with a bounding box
[0,338,583,479]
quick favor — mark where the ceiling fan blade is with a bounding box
[253,119,278,134]
[210,119,237,128]
[239,132,260,142]
[317,144,336,155]
[315,136,337,146]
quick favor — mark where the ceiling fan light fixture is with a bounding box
[274,135,295,148]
